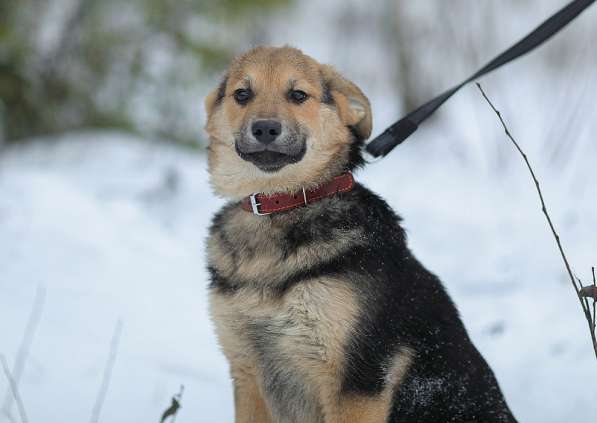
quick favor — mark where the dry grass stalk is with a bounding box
[90,319,123,423]
[477,82,597,359]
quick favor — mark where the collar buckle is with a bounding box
[249,193,271,215]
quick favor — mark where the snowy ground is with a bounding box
[0,129,596,422]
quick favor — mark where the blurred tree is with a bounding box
[0,0,292,145]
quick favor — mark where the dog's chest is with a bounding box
[211,281,354,422]
[212,282,338,422]
[210,277,354,370]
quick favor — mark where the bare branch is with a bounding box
[0,355,29,423]
[591,267,597,332]
[476,82,597,359]
[90,319,124,423]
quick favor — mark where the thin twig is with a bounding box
[476,82,597,359]
[0,355,29,423]
[591,267,597,332]
[2,285,46,418]
[90,319,123,423]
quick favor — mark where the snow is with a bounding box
[0,129,595,422]
[0,133,230,422]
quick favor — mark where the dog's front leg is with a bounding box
[231,366,273,423]
[323,394,394,423]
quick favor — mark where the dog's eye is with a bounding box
[289,90,308,104]
[233,88,252,105]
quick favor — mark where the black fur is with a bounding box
[209,183,517,422]
[346,126,366,170]
[321,80,334,105]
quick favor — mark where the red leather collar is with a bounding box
[241,173,355,215]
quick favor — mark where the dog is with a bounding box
[204,46,517,423]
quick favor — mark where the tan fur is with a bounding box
[204,46,371,199]
[232,366,273,423]
[319,64,372,140]
[209,277,361,422]
[333,396,394,423]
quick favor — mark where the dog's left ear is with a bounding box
[321,65,372,140]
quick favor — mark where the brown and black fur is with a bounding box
[204,46,517,422]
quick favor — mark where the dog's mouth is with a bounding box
[235,133,307,173]
[235,146,306,173]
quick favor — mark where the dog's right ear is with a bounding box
[205,76,228,119]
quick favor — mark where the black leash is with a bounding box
[365,0,596,158]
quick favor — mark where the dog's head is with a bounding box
[204,46,371,199]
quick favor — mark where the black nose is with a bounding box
[251,120,282,144]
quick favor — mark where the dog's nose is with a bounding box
[251,120,282,144]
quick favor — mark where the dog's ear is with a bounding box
[205,76,228,120]
[321,65,372,140]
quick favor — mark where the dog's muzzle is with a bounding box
[235,120,306,172]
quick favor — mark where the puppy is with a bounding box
[204,46,517,423]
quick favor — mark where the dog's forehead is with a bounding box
[227,47,322,88]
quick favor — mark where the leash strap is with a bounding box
[365,0,596,158]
